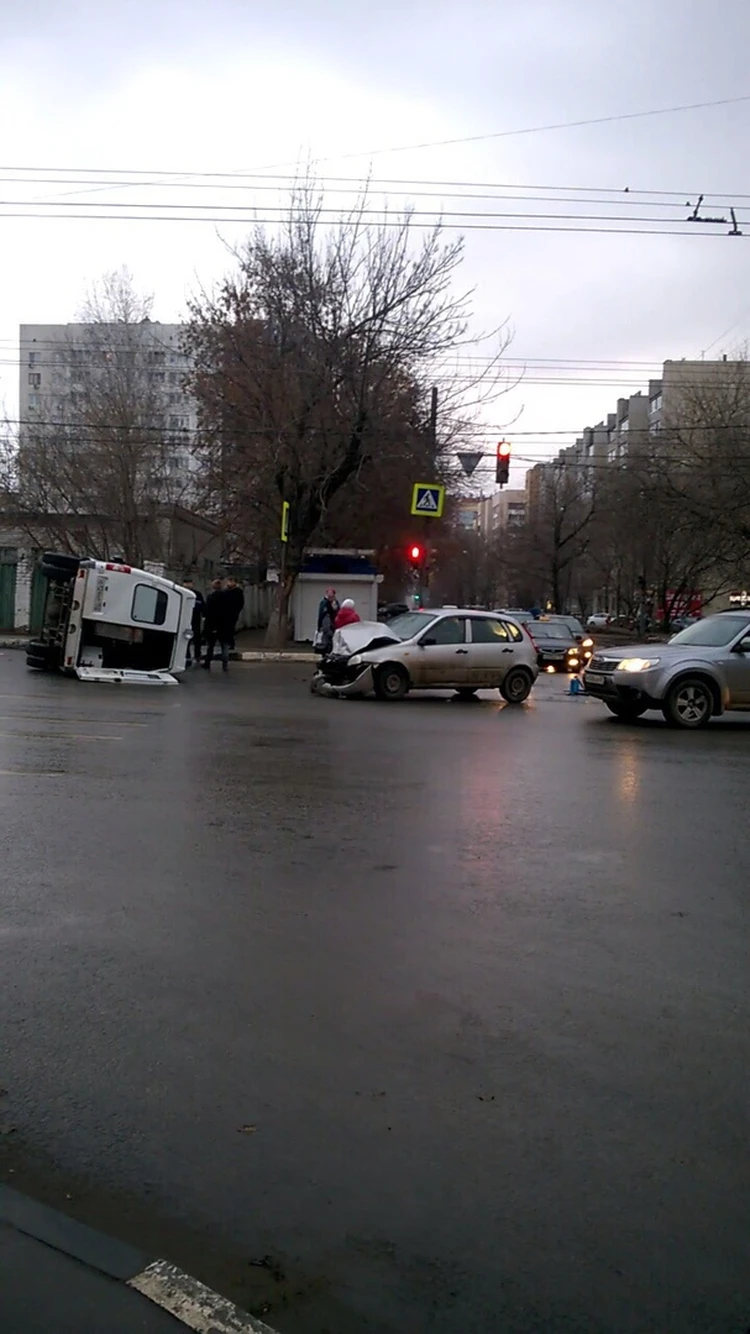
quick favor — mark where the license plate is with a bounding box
[585,671,605,685]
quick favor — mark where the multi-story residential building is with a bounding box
[19,321,199,498]
[478,487,527,536]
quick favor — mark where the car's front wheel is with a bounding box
[606,700,648,721]
[500,667,533,704]
[374,663,409,701]
[662,677,713,729]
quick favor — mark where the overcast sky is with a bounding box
[2,0,750,486]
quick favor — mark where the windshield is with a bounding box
[386,612,439,641]
[669,616,750,647]
[534,623,574,641]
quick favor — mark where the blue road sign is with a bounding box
[411,483,445,518]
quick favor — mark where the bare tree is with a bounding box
[184,184,510,643]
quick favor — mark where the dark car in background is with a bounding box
[498,611,594,672]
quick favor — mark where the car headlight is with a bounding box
[582,637,593,648]
[617,657,660,672]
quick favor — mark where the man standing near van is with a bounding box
[202,578,232,672]
[223,577,245,651]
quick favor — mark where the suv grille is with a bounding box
[589,655,617,672]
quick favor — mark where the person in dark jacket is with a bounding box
[223,577,245,650]
[202,578,233,672]
[183,578,205,667]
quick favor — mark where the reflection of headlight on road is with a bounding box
[617,657,660,672]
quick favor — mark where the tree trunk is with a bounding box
[264,548,303,648]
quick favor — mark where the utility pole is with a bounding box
[422,387,438,606]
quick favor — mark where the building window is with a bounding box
[28,351,36,368]
[28,372,41,388]
[28,393,40,409]
[650,392,663,414]
[131,584,168,625]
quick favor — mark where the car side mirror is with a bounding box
[734,638,750,653]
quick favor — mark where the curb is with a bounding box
[239,651,317,663]
[0,1184,278,1333]
[0,638,27,650]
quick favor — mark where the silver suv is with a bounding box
[582,612,750,728]
[312,609,539,702]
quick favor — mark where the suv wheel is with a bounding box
[606,700,648,721]
[500,667,533,704]
[374,663,409,701]
[663,677,713,729]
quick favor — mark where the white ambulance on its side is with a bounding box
[26,552,195,685]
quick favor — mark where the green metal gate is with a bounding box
[29,563,47,633]
[0,549,17,630]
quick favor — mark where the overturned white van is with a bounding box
[26,552,195,685]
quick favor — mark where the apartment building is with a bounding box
[19,321,200,497]
[478,487,527,536]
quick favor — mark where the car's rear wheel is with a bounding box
[606,700,648,721]
[500,667,533,704]
[454,688,478,701]
[374,663,409,701]
[662,677,713,729]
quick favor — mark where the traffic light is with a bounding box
[496,440,511,486]
[408,543,424,566]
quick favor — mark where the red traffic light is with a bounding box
[497,441,511,458]
[409,544,423,562]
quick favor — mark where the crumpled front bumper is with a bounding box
[312,662,375,697]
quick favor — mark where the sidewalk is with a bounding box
[234,628,316,663]
[0,1185,277,1334]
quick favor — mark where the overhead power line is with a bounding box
[0,209,741,237]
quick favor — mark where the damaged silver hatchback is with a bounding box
[311,609,539,702]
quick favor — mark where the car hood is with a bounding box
[331,620,400,657]
[591,641,712,663]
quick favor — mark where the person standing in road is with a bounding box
[183,578,205,668]
[202,578,232,673]
[223,577,245,651]
[334,598,361,629]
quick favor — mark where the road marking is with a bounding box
[0,769,67,776]
[0,730,122,741]
[128,1259,278,1332]
[0,713,147,726]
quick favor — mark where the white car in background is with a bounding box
[586,612,611,631]
[311,608,539,702]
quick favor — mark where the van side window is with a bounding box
[132,584,168,625]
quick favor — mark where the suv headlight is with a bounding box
[617,657,660,672]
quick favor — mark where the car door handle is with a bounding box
[455,648,469,654]
[502,648,514,653]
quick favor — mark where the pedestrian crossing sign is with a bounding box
[411,483,445,518]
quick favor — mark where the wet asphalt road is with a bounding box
[1,653,749,1334]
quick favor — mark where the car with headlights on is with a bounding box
[503,612,592,672]
[311,609,539,702]
[582,611,750,727]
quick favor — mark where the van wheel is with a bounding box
[26,655,48,671]
[500,667,533,704]
[374,664,409,701]
[662,677,713,729]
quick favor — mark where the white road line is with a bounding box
[128,1260,278,1333]
[0,769,67,776]
[0,730,122,741]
